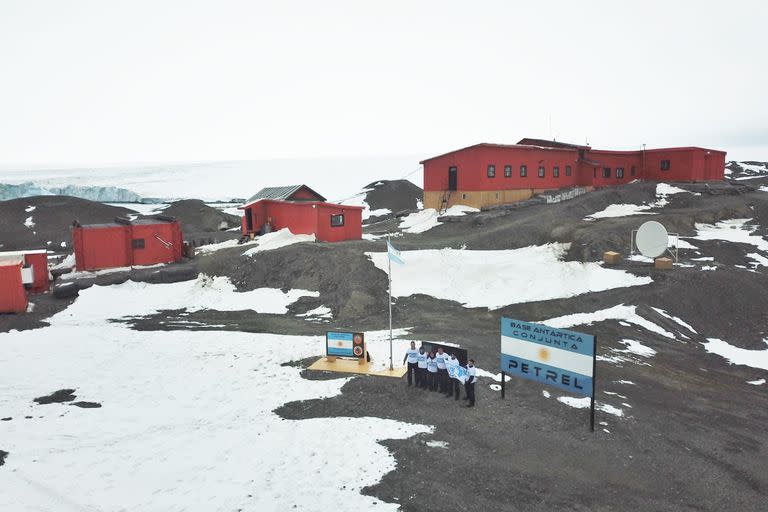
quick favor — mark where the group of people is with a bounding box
[402,342,477,407]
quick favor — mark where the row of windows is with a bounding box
[479,160,669,180]
[599,166,636,178]
[487,164,573,179]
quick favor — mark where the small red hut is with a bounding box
[73,217,183,271]
[239,185,363,243]
[0,256,28,313]
[0,249,50,293]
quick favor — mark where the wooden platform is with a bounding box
[307,357,407,378]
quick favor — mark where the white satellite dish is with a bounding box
[635,221,669,258]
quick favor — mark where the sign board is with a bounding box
[326,331,365,359]
[420,342,468,366]
[500,317,595,397]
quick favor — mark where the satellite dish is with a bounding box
[636,221,669,258]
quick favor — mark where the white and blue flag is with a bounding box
[448,365,468,384]
[387,239,405,265]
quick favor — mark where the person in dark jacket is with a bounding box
[465,359,477,407]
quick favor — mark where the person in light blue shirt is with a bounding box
[402,342,420,387]
[445,353,461,400]
[426,352,439,391]
[415,348,428,389]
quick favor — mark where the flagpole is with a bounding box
[388,236,393,371]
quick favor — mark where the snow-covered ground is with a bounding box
[703,338,768,371]
[398,205,479,234]
[367,244,652,309]
[694,218,768,253]
[545,304,675,339]
[0,276,432,511]
[242,229,315,255]
[106,202,167,215]
[585,183,694,220]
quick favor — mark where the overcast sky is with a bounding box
[1,0,766,166]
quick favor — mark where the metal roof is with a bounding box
[0,256,24,266]
[244,185,326,204]
[517,138,591,150]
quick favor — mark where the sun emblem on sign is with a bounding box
[538,347,550,362]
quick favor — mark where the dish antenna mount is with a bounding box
[631,220,679,261]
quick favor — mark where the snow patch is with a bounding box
[694,218,768,253]
[24,216,35,228]
[587,204,654,220]
[545,304,675,339]
[298,306,333,320]
[585,183,695,220]
[397,205,479,234]
[25,205,36,213]
[54,275,318,320]
[243,229,315,256]
[195,239,256,254]
[747,378,765,386]
[651,307,697,333]
[703,338,768,371]
[425,440,449,449]
[367,245,652,309]
[51,253,75,270]
[619,339,657,357]
[398,209,441,234]
[557,396,624,417]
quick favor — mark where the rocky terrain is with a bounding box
[1,166,767,511]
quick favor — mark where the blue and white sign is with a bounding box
[326,331,355,357]
[500,317,595,397]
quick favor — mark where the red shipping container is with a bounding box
[0,257,28,314]
[73,219,183,271]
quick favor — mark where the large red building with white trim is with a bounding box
[421,138,726,210]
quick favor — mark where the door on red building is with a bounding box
[245,208,253,232]
[448,167,457,191]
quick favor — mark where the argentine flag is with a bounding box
[387,239,405,265]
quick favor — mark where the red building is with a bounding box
[239,185,363,243]
[0,249,49,293]
[421,138,726,210]
[0,256,28,313]
[73,217,183,271]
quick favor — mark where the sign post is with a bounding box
[388,242,393,371]
[590,337,597,432]
[499,317,597,430]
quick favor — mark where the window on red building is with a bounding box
[553,166,560,178]
[330,214,345,227]
[616,167,624,178]
[661,160,670,171]
[631,165,636,176]
[538,166,545,178]
[504,165,511,177]
[602,167,611,178]
[520,165,527,177]
[565,165,572,176]
[487,165,496,178]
